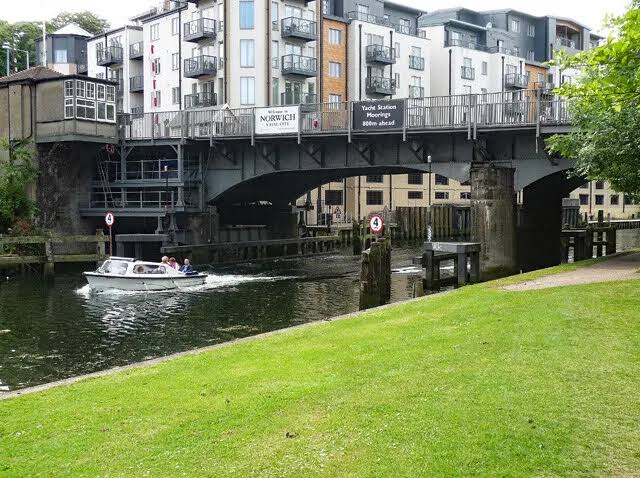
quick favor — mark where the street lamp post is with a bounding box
[2,43,31,76]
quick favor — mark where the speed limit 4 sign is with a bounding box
[369,214,384,235]
[105,212,115,227]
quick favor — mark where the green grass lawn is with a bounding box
[1,263,640,477]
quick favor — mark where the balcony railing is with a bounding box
[347,11,426,38]
[555,37,578,49]
[366,44,396,64]
[504,73,529,89]
[184,55,218,78]
[409,86,425,98]
[409,55,425,71]
[366,76,397,96]
[281,91,317,105]
[461,66,475,80]
[281,17,317,41]
[97,46,123,67]
[445,38,489,52]
[112,78,124,96]
[119,89,571,141]
[281,54,317,77]
[131,106,144,115]
[129,42,144,60]
[129,75,144,93]
[184,92,217,109]
[184,18,217,42]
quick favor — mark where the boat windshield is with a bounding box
[133,264,167,275]
[99,260,128,275]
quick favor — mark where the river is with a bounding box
[1,230,639,392]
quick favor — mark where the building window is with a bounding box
[513,46,520,57]
[172,87,180,105]
[367,175,383,183]
[611,195,620,205]
[172,53,179,71]
[240,77,255,105]
[366,190,383,205]
[240,0,255,29]
[435,174,449,186]
[54,49,68,63]
[75,99,96,120]
[152,90,161,108]
[624,195,633,205]
[407,173,423,185]
[271,41,279,68]
[435,192,449,200]
[460,192,471,200]
[172,17,179,36]
[97,84,105,101]
[528,24,535,37]
[511,19,520,33]
[528,50,535,61]
[595,195,604,205]
[64,80,74,97]
[329,28,342,45]
[579,194,589,205]
[329,62,342,78]
[106,85,115,102]
[481,61,487,75]
[329,94,342,103]
[357,4,369,15]
[408,191,423,200]
[595,180,604,189]
[325,190,343,206]
[64,99,74,119]
[240,39,255,67]
[272,78,279,105]
[150,23,160,41]
[75,80,85,98]
[86,83,95,99]
[152,58,161,75]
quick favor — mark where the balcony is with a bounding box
[129,75,144,93]
[184,55,218,78]
[281,91,317,105]
[281,54,317,77]
[184,92,217,109]
[77,63,88,74]
[346,11,426,38]
[366,44,396,64]
[366,76,396,96]
[97,46,123,67]
[131,106,144,116]
[281,17,317,42]
[408,85,424,98]
[184,18,217,43]
[445,38,490,52]
[555,37,578,49]
[461,66,475,80]
[409,55,425,71]
[504,73,528,89]
[129,42,144,60]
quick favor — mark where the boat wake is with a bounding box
[75,273,295,296]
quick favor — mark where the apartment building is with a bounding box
[569,181,640,220]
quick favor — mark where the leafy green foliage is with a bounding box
[0,139,37,233]
[547,1,640,197]
[49,12,110,36]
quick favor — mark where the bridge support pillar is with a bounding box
[471,163,517,278]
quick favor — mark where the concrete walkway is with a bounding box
[504,253,640,291]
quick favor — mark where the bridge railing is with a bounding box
[120,89,571,141]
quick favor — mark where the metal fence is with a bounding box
[120,89,571,141]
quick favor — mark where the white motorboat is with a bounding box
[83,257,207,291]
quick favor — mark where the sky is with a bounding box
[1,0,630,35]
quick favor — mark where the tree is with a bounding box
[0,139,38,233]
[547,2,640,197]
[49,12,110,36]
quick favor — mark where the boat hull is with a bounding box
[83,272,207,291]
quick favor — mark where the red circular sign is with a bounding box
[369,214,384,234]
[105,212,115,227]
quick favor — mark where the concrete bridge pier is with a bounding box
[471,163,517,278]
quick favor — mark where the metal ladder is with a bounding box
[96,150,119,208]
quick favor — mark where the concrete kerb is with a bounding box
[0,289,459,401]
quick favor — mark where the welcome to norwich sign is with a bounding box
[255,106,300,135]
[353,100,404,130]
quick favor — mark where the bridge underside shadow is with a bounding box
[518,170,585,271]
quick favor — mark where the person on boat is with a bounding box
[179,259,193,274]
[168,257,179,269]
[161,256,170,266]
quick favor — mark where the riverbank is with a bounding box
[1,257,639,476]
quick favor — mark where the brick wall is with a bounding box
[322,19,348,103]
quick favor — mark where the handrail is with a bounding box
[119,89,571,141]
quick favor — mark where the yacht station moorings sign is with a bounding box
[353,100,405,130]
[254,106,300,135]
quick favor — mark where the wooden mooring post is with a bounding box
[359,237,392,310]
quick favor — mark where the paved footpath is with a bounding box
[504,253,640,291]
